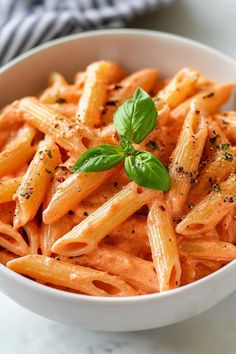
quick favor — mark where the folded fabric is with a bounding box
[0,0,172,66]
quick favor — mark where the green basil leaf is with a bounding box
[72,145,124,173]
[114,87,157,144]
[124,151,170,191]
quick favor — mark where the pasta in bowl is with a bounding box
[1,29,236,331]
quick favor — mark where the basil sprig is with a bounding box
[72,88,170,191]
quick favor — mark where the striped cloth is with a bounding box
[0,0,172,66]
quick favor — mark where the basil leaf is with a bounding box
[114,87,157,144]
[124,151,170,191]
[72,145,124,172]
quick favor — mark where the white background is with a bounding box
[1,0,236,353]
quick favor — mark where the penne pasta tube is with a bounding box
[52,182,158,257]
[171,83,236,126]
[44,86,82,104]
[0,202,15,225]
[101,68,159,124]
[62,245,158,294]
[103,216,151,259]
[180,259,196,285]
[7,255,137,296]
[155,67,200,109]
[39,72,68,103]
[0,177,22,203]
[43,168,115,224]
[19,97,86,155]
[188,146,236,206]
[40,72,82,104]
[74,71,86,88]
[95,122,119,145]
[193,260,223,281]
[41,215,76,257]
[23,220,40,254]
[0,249,17,265]
[46,103,77,119]
[13,137,61,228]
[176,173,236,235]
[201,118,229,160]
[216,208,236,243]
[48,72,68,86]
[178,238,236,262]
[180,258,223,285]
[147,196,181,291]
[213,111,236,144]
[40,165,74,256]
[77,61,125,127]
[0,125,37,178]
[197,75,216,89]
[79,169,129,206]
[0,221,29,256]
[168,101,208,215]
[0,101,24,129]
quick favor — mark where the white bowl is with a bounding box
[0,29,236,332]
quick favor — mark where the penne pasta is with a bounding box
[46,103,77,119]
[74,71,86,89]
[23,220,40,254]
[171,83,236,126]
[77,61,125,127]
[40,72,82,104]
[39,72,68,103]
[0,125,37,178]
[168,101,208,215]
[0,177,22,204]
[201,118,229,160]
[101,68,159,124]
[52,182,158,257]
[0,202,15,225]
[19,98,86,155]
[213,111,236,144]
[0,221,29,256]
[216,208,236,243]
[103,216,151,259]
[0,101,24,129]
[40,165,74,256]
[147,196,181,291]
[180,258,223,285]
[155,67,200,109]
[43,168,115,224]
[41,214,76,257]
[187,145,236,206]
[13,137,61,228]
[62,245,158,294]
[176,173,236,235]
[0,249,17,265]
[178,238,236,262]
[48,72,68,86]
[7,255,137,296]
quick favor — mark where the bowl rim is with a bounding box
[1,28,236,74]
[1,28,236,303]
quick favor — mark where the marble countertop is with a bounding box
[1,1,236,353]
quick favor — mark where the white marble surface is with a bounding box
[1,1,236,353]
